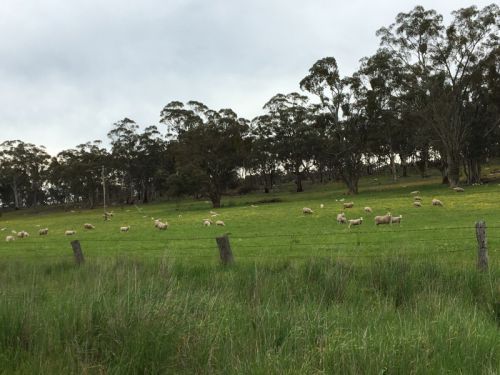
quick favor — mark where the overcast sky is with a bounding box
[0,0,494,155]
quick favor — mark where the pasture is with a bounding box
[0,175,499,373]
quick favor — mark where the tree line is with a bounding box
[1,4,499,209]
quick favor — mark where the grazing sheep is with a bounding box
[364,206,373,213]
[11,230,17,235]
[343,202,354,209]
[65,230,76,236]
[413,201,422,208]
[210,211,218,215]
[374,213,392,226]
[0,227,6,231]
[203,220,212,227]
[348,217,363,228]
[156,221,168,230]
[320,203,324,209]
[216,220,225,226]
[39,228,49,235]
[120,226,130,232]
[391,215,403,224]
[17,231,29,238]
[414,196,422,201]
[84,223,95,230]
[211,214,218,217]
[336,212,347,224]
[410,190,420,195]
[432,199,443,206]
[303,207,314,214]
[453,187,465,192]
[5,235,15,242]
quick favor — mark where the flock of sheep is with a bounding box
[301,188,459,229]
[3,187,463,242]
[2,208,229,242]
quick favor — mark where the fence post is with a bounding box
[475,221,488,272]
[216,234,234,265]
[71,240,85,265]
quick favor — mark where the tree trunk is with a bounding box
[341,173,359,195]
[211,193,221,208]
[389,153,398,181]
[12,177,20,210]
[465,158,481,185]
[295,172,303,192]
[400,154,408,177]
[447,153,460,187]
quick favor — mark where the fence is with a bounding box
[0,222,496,270]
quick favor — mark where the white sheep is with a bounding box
[348,217,363,228]
[364,206,372,213]
[156,221,168,230]
[11,230,17,235]
[39,228,49,235]
[303,207,314,214]
[203,220,211,227]
[17,231,29,238]
[320,203,324,209]
[343,202,354,209]
[336,212,347,224]
[120,226,130,232]
[216,220,225,226]
[5,235,15,242]
[0,227,6,231]
[413,201,422,208]
[374,213,392,226]
[210,211,218,215]
[410,190,420,195]
[65,230,76,236]
[453,187,465,192]
[432,199,443,206]
[84,223,95,230]
[391,215,403,224]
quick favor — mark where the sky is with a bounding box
[0,0,495,155]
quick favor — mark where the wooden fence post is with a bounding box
[216,234,234,265]
[475,221,488,272]
[71,240,85,265]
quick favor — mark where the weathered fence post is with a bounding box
[71,240,85,265]
[475,221,488,272]
[216,234,234,265]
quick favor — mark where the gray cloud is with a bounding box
[0,0,494,154]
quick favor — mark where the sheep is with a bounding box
[320,203,324,209]
[336,212,347,224]
[83,223,95,230]
[5,235,15,242]
[303,207,314,214]
[156,221,168,230]
[0,227,6,231]
[216,220,225,226]
[210,211,218,215]
[414,196,422,201]
[364,206,373,213]
[39,228,49,235]
[65,230,76,236]
[432,199,443,206]
[343,202,354,209]
[120,226,130,232]
[391,215,403,224]
[453,187,465,192]
[413,201,422,208]
[374,213,392,226]
[348,217,363,228]
[17,231,29,238]
[154,219,163,228]
[410,190,420,195]
[11,230,17,235]
[203,219,212,227]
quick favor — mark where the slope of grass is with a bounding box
[0,174,499,373]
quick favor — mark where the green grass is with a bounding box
[0,173,499,373]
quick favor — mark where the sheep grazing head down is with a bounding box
[303,207,314,214]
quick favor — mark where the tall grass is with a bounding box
[0,257,498,374]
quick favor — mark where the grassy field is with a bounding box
[0,173,499,373]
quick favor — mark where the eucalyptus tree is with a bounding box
[0,140,50,208]
[300,57,372,194]
[262,93,316,192]
[160,101,250,208]
[378,4,500,186]
[249,114,279,193]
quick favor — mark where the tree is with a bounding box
[0,140,50,208]
[160,101,250,208]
